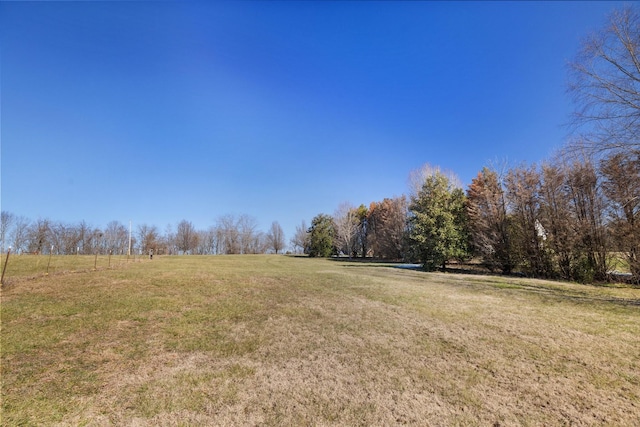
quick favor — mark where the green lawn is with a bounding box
[2,255,639,425]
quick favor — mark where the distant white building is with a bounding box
[535,220,547,241]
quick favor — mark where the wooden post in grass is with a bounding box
[108,250,112,268]
[46,245,54,276]
[1,247,11,286]
[94,252,98,271]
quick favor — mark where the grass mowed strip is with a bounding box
[2,255,639,425]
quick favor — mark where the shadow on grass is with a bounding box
[326,257,640,308]
[327,257,489,274]
[325,257,422,271]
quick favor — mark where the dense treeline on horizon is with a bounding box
[0,214,287,257]
[302,152,638,284]
[2,6,638,284]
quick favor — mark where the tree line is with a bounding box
[0,213,286,256]
[300,152,637,283]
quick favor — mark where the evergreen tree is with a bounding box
[408,170,470,271]
[308,214,336,258]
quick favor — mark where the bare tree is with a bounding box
[568,6,640,155]
[211,223,224,254]
[175,220,198,254]
[195,227,217,255]
[290,220,310,254]
[26,218,53,254]
[333,202,358,257]
[238,214,259,254]
[217,215,240,254]
[213,214,264,254]
[91,228,106,254]
[1,211,15,253]
[48,221,80,255]
[76,220,92,254]
[137,224,159,254]
[266,221,285,254]
[11,216,30,254]
[408,163,462,200]
[248,231,267,254]
[601,151,640,280]
[104,221,128,255]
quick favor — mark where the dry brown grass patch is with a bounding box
[2,255,639,425]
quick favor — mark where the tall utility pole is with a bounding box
[128,220,132,256]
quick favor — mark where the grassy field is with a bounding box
[2,255,639,426]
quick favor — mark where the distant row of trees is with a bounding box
[297,197,409,260]
[0,213,286,256]
[301,151,638,283]
[298,168,466,264]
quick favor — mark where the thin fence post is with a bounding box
[46,245,54,276]
[108,251,112,268]
[1,248,11,287]
[94,252,98,271]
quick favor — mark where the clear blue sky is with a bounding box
[1,1,625,246]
